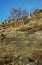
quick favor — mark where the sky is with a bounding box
[0,0,42,22]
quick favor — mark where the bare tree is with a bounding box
[8,8,28,19]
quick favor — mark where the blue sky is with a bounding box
[0,0,42,22]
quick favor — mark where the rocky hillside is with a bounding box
[0,9,42,65]
[0,9,42,32]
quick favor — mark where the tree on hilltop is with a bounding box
[8,8,28,19]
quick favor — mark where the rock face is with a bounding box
[0,9,42,65]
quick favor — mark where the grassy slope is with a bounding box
[0,9,42,65]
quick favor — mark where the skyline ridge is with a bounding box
[0,0,42,22]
